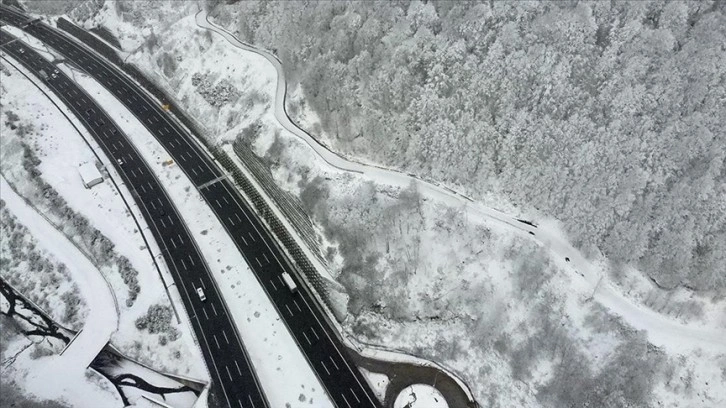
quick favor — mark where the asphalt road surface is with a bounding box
[1,6,381,408]
[0,27,267,408]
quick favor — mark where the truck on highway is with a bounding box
[281,272,298,294]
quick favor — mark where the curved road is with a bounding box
[1,7,383,408]
[0,23,268,408]
[196,9,726,356]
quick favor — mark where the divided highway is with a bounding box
[1,6,381,408]
[0,28,267,408]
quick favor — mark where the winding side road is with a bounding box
[195,9,726,357]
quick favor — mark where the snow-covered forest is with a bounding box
[219,0,726,292]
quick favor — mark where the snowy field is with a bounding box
[18,1,726,407]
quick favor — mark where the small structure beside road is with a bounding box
[78,161,103,188]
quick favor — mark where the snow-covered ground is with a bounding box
[394,384,448,408]
[34,2,726,406]
[0,320,123,408]
[196,10,726,353]
[1,176,117,371]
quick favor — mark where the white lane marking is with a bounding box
[277,274,285,286]
[235,213,242,222]
[350,388,360,403]
[192,167,198,176]
[214,335,220,349]
[225,365,232,381]
[293,299,301,312]
[223,196,229,204]
[255,257,262,267]
[139,184,146,194]
[329,356,340,370]
[199,279,206,289]
[168,215,174,225]
[159,217,166,229]
[262,254,269,264]
[340,393,352,408]
[302,331,311,345]
[202,308,209,320]
[215,199,221,207]
[211,303,218,316]
[237,400,244,408]
[222,329,229,344]
[157,198,162,206]
[180,154,187,162]
[310,327,319,340]
[150,201,156,210]
[181,259,187,270]
[240,235,248,246]
[170,237,177,249]
[188,255,195,266]
[228,217,235,226]
[285,304,294,317]
[177,233,184,244]
[270,280,277,291]
[147,181,153,190]
[248,232,256,242]
[321,361,331,376]
[248,395,256,408]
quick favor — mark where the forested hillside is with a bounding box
[215,0,726,291]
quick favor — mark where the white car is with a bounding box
[116,158,123,166]
[196,287,206,302]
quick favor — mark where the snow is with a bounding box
[1,176,119,401]
[394,384,448,408]
[107,356,198,408]
[41,5,725,406]
[221,144,339,286]
[1,43,206,378]
[360,368,389,402]
[62,43,333,407]
[196,10,726,355]
[77,161,104,188]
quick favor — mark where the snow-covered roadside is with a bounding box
[1,176,119,403]
[66,47,333,407]
[394,384,448,408]
[0,42,206,378]
[196,10,726,354]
